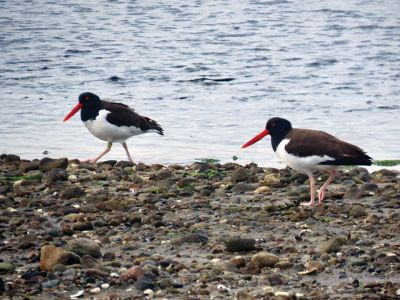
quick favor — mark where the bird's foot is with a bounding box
[301,201,318,207]
[81,159,97,164]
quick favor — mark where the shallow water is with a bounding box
[1,0,399,167]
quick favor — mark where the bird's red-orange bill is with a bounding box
[241,129,269,148]
[63,103,83,122]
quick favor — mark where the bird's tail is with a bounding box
[144,117,164,136]
[320,154,373,166]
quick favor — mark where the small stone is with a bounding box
[40,245,81,271]
[231,182,257,193]
[47,228,61,237]
[275,260,292,269]
[298,268,318,275]
[72,222,94,231]
[61,187,85,199]
[347,258,368,267]
[225,238,255,252]
[250,252,279,268]
[43,168,68,184]
[61,225,74,236]
[0,262,15,273]
[364,213,380,225]
[135,275,155,291]
[342,179,356,186]
[52,264,66,273]
[172,233,208,245]
[319,237,346,254]
[307,261,325,272]
[101,283,110,289]
[349,205,368,218]
[267,273,284,285]
[254,186,272,195]
[229,256,246,268]
[261,174,283,188]
[143,289,154,297]
[120,266,143,281]
[42,279,60,289]
[81,255,97,268]
[68,174,78,182]
[360,182,378,192]
[90,287,101,294]
[103,252,116,261]
[65,238,102,258]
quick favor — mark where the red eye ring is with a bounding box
[85,96,89,100]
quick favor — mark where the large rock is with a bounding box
[250,252,279,268]
[40,158,68,172]
[231,167,250,183]
[65,238,102,258]
[40,245,81,271]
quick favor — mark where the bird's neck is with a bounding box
[271,129,291,152]
[81,101,102,121]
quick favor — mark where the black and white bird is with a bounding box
[63,92,163,163]
[242,117,372,206]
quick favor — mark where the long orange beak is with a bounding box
[63,103,83,122]
[241,129,270,148]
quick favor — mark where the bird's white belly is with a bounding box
[275,139,336,174]
[83,110,143,143]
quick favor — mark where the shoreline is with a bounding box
[0,154,399,299]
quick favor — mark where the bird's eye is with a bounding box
[271,122,276,128]
[85,96,89,100]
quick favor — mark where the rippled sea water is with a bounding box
[1,0,399,167]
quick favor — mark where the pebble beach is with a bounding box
[0,154,399,299]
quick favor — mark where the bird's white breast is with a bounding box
[83,110,143,143]
[275,138,336,174]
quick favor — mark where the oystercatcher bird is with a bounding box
[242,117,372,206]
[63,92,163,163]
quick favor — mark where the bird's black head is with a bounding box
[78,92,101,106]
[63,92,102,122]
[266,117,292,151]
[266,117,292,137]
[242,117,293,152]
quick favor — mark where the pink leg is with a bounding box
[318,169,337,204]
[82,141,112,163]
[122,142,133,163]
[301,173,316,207]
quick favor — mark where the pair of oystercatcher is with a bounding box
[64,93,372,206]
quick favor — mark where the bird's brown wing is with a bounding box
[285,129,372,165]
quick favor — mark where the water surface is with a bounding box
[1,0,399,167]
